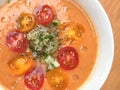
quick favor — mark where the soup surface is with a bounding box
[0,0,97,90]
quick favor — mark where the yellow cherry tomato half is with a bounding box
[8,54,35,75]
[59,23,85,44]
[47,68,69,90]
[17,13,36,32]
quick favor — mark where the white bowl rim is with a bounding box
[77,0,114,90]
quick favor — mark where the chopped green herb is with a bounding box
[27,25,60,55]
[27,22,61,71]
[52,20,60,26]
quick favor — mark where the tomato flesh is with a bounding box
[6,30,29,53]
[8,54,35,75]
[34,5,54,25]
[24,65,45,90]
[59,23,84,44]
[17,13,36,32]
[47,68,68,90]
[57,46,79,70]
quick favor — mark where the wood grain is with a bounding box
[99,0,120,90]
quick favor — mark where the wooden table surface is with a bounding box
[99,0,120,90]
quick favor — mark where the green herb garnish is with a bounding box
[27,26,60,55]
[52,20,60,26]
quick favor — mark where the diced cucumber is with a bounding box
[48,64,54,70]
[44,55,60,70]
[44,55,54,64]
[51,60,60,68]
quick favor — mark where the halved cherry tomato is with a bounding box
[24,65,45,90]
[8,54,35,75]
[47,68,68,90]
[17,13,36,32]
[6,30,29,53]
[34,5,54,25]
[57,46,79,70]
[59,23,84,44]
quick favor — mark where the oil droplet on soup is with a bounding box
[80,45,88,53]
[1,17,8,23]
[72,74,79,81]
[10,77,22,90]
[25,0,31,6]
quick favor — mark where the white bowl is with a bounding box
[0,0,114,90]
[77,0,114,90]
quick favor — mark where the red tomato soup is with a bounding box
[0,0,97,90]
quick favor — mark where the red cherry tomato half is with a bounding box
[24,65,45,90]
[57,46,79,70]
[6,30,29,53]
[34,5,54,25]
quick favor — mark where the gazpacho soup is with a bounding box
[0,0,98,90]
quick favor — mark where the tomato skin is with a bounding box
[8,54,35,75]
[6,30,29,53]
[17,13,36,32]
[24,65,45,90]
[59,23,85,44]
[57,46,79,70]
[47,68,68,90]
[34,5,54,25]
